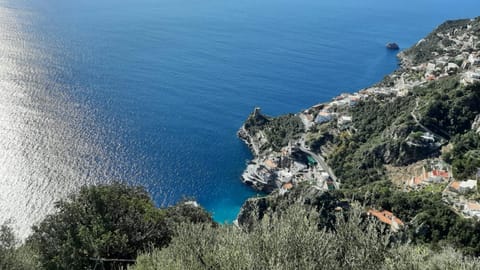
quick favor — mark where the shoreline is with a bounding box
[237,17,480,194]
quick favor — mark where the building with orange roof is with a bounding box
[264,159,278,170]
[282,182,293,190]
[449,181,461,192]
[367,209,404,232]
[449,180,477,194]
[432,170,449,178]
[408,167,451,188]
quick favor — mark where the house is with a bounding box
[299,113,315,130]
[425,169,450,183]
[408,176,425,188]
[279,182,294,195]
[277,169,292,182]
[315,111,333,124]
[305,113,314,122]
[349,96,360,106]
[468,54,480,66]
[446,63,459,74]
[426,63,436,73]
[282,182,293,190]
[367,209,404,232]
[337,116,352,130]
[407,166,450,188]
[449,181,461,192]
[264,159,278,170]
[460,180,478,193]
[449,180,477,194]
[463,201,480,218]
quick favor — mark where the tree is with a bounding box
[28,184,171,270]
[0,222,42,270]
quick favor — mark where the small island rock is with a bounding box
[386,42,400,50]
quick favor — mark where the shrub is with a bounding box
[27,183,212,270]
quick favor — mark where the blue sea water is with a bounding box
[1,0,480,235]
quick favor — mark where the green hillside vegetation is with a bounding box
[245,111,304,152]
[323,80,480,188]
[445,131,480,180]
[400,18,477,64]
[1,184,213,270]
[238,182,480,256]
[131,203,480,270]
[0,223,41,270]
[415,77,480,139]
[326,94,420,188]
[3,183,480,269]
[344,181,480,255]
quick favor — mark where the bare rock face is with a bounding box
[473,114,480,133]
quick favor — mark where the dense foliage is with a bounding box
[2,183,480,269]
[416,79,480,138]
[326,94,422,188]
[27,183,212,270]
[237,183,345,231]
[345,181,480,256]
[0,223,41,270]
[131,204,480,270]
[444,131,480,180]
[321,79,480,188]
[245,111,304,152]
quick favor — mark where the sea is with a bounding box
[1,0,480,238]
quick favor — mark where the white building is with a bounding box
[463,201,480,218]
[460,180,477,193]
[337,116,352,130]
[315,111,333,124]
[469,54,480,66]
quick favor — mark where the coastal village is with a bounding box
[239,18,480,230]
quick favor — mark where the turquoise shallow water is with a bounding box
[1,0,480,235]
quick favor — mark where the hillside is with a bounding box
[238,17,480,256]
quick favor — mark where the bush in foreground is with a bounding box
[0,222,42,270]
[131,204,480,270]
[27,183,212,270]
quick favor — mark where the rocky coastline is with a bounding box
[237,17,480,197]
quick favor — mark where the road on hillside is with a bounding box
[298,135,339,188]
[411,97,448,141]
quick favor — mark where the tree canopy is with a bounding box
[27,183,212,270]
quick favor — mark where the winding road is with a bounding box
[298,134,339,188]
[411,97,448,141]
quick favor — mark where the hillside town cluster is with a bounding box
[240,20,480,230]
[240,138,337,194]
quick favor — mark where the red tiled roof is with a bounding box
[432,170,449,178]
[450,181,460,190]
[368,209,404,226]
[282,182,293,190]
